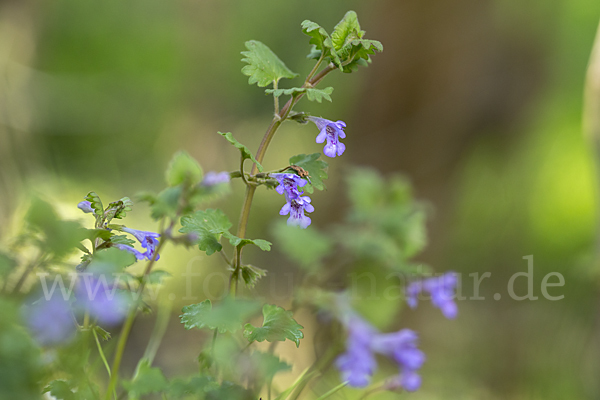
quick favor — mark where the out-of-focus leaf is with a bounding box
[122,360,169,398]
[166,151,203,187]
[180,298,261,333]
[272,222,332,271]
[244,304,304,347]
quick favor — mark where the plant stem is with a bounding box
[103,238,166,400]
[93,328,117,400]
[314,381,348,400]
[230,62,337,290]
[273,80,280,115]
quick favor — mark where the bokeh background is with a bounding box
[1,0,600,399]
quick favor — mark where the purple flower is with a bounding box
[76,275,131,326]
[23,294,76,346]
[78,200,94,214]
[308,116,346,158]
[113,244,146,260]
[406,272,458,319]
[279,196,314,229]
[201,171,231,187]
[272,173,307,201]
[336,313,426,391]
[121,227,161,261]
[371,330,425,391]
[336,317,378,387]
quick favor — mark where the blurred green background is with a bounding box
[1,0,600,398]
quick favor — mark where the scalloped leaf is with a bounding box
[241,40,298,87]
[301,20,341,67]
[179,209,231,255]
[180,298,261,333]
[243,304,304,347]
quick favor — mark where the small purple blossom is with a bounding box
[336,313,425,391]
[77,200,94,214]
[272,173,307,201]
[406,272,458,319]
[279,196,314,229]
[121,227,161,261]
[23,294,76,346]
[335,316,378,387]
[371,330,426,391]
[308,116,346,158]
[75,275,131,326]
[201,171,231,187]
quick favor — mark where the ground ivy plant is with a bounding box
[0,11,459,400]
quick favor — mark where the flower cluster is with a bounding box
[308,116,347,158]
[406,272,458,319]
[272,173,313,228]
[336,314,425,391]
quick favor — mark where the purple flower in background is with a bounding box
[121,227,161,261]
[371,330,426,391]
[272,173,307,201]
[201,171,231,187]
[279,196,314,229]
[308,116,346,158]
[336,316,378,387]
[406,272,458,319]
[23,294,76,346]
[76,276,131,326]
[336,312,426,391]
[77,200,94,214]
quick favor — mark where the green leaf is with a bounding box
[241,40,298,87]
[93,325,111,341]
[26,197,86,258]
[110,234,135,246]
[218,131,263,172]
[250,351,292,383]
[265,87,334,103]
[87,247,137,275]
[122,360,169,397]
[104,197,133,222]
[331,10,363,52]
[244,304,304,347]
[43,380,77,400]
[272,222,332,271]
[85,228,112,242]
[301,20,340,67]
[84,191,103,216]
[180,298,261,334]
[168,376,216,398]
[289,153,328,193]
[240,265,267,288]
[223,232,272,251]
[146,270,172,285]
[179,209,232,255]
[166,151,203,187]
